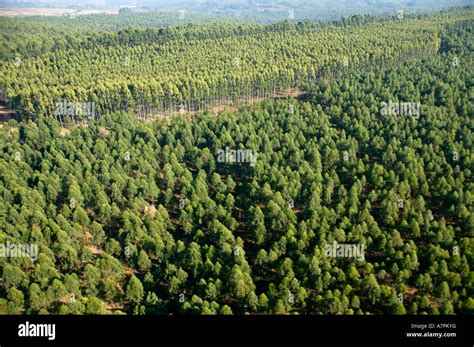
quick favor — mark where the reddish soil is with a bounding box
[0,101,17,122]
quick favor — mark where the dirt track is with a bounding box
[0,101,17,122]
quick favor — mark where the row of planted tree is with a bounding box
[2,10,471,124]
[1,23,472,314]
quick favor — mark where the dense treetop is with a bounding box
[0,8,472,315]
[1,9,472,121]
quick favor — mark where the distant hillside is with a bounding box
[2,0,473,22]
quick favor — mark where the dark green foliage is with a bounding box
[0,8,472,315]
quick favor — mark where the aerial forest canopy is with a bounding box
[1,10,472,122]
[0,8,472,315]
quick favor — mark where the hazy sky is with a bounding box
[2,0,473,5]
[1,0,472,15]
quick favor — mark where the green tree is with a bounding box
[126,275,144,305]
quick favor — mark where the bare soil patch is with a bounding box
[59,127,71,136]
[0,102,17,122]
